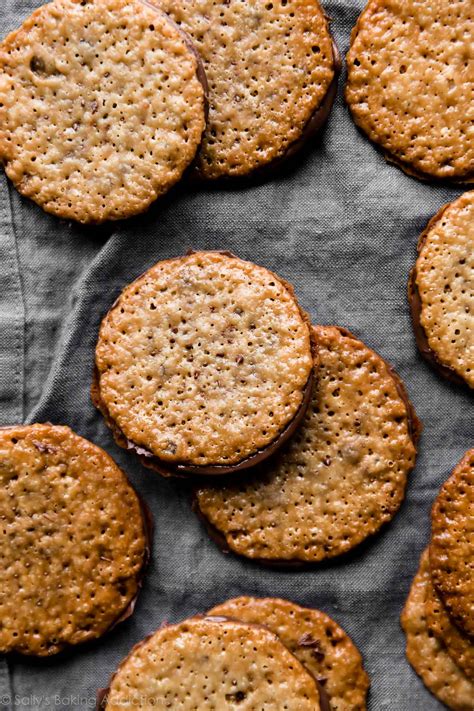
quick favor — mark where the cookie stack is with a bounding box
[346,0,474,183]
[2,0,473,225]
[401,450,474,710]
[0,0,207,223]
[0,0,339,223]
[195,324,420,565]
[99,597,369,710]
[93,250,315,476]
[159,0,339,180]
[0,424,151,656]
[409,191,474,390]
[94,251,420,565]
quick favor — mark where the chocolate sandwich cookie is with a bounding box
[0,0,206,224]
[401,550,474,711]
[0,424,149,656]
[195,325,419,564]
[93,251,315,477]
[430,449,474,639]
[99,615,323,710]
[158,0,339,180]
[208,597,370,711]
[408,191,474,389]
[346,0,474,183]
[426,572,474,681]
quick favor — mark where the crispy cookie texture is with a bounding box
[426,570,474,681]
[409,191,474,389]
[195,325,419,564]
[158,0,337,179]
[0,0,206,224]
[346,0,474,183]
[430,449,474,639]
[0,423,148,656]
[208,597,370,711]
[101,615,321,710]
[94,251,314,474]
[401,550,474,711]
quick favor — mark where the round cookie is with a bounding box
[208,597,370,711]
[100,615,322,710]
[0,423,149,656]
[408,191,474,389]
[158,0,339,180]
[426,573,474,681]
[0,0,206,224]
[346,0,474,183]
[195,325,419,564]
[401,550,474,711]
[93,251,315,476]
[430,449,474,638]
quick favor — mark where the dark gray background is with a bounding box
[0,0,472,708]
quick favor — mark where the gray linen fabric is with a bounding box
[0,1,472,709]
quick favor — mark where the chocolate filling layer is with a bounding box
[407,206,470,389]
[93,251,318,477]
[194,325,421,568]
[384,151,474,186]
